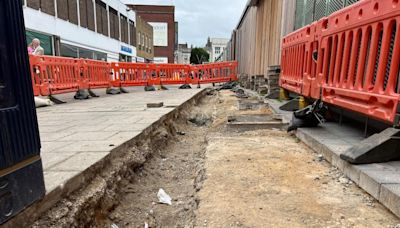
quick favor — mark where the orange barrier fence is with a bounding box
[29,55,238,97]
[280,0,400,126]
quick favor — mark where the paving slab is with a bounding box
[36,87,204,193]
[268,98,400,218]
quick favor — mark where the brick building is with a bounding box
[136,16,154,63]
[128,5,175,63]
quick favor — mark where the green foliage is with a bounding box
[190,48,209,64]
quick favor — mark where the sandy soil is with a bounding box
[195,91,399,228]
[96,90,399,227]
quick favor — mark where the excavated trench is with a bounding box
[28,88,399,227]
[30,89,219,228]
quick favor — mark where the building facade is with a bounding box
[174,43,191,64]
[128,5,175,64]
[23,0,137,62]
[205,37,229,62]
[136,15,154,63]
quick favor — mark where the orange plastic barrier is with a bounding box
[81,59,112,90]
[318,0,400,124]
[157,64,191,85]
[280,0,400,125]
[30,55,81,96]
[111,62,156,87]
[280,24,316,95]
[29,54,239,97]
[192,61,238,84]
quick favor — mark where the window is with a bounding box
[109,8,119,40]
[215,47,221,54]
[95,0,108,36]
[120,15,128,44]
[138,32,141,45]
[60,43,107,60]
[80,0,95,31]
[26,30,53,55]
[129,20,136,46]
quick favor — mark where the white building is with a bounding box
[205,37,229,62]
[174,43,191,64]
[23,0,137,62]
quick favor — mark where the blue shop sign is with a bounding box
[121,45,132,54]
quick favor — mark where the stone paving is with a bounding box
[268,98,400,218]
[37,87,203,193]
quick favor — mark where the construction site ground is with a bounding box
[7,88,400,227]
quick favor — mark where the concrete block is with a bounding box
[43,171,80,193]
[379,184,400,217]
[147,102,164,108]
[359,171,381,199]
[343,164,361,185]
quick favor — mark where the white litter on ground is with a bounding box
[157,188,172,205]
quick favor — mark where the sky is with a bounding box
[122,0,248,47]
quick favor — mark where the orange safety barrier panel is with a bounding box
[29,55,81,96]
[157,64,191,85]
[280,0,400,125]
[111,62,157,87]
[193,61,238,84]
[81,59,112,89]
[317,0,400,124]
[29,54,238,97]
[280,23,316,96]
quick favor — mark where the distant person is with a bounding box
[32,38,44,55]
[27,42,34,54]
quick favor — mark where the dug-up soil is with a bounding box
[34,89,399,228]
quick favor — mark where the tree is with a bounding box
[190,48,209,64]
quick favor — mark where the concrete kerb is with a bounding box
[294,122,400,218]
[4,88,210,228]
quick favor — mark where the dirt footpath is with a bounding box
[195,91,399,228]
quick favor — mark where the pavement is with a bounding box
[37,86,204,193]
[268,97,400,218]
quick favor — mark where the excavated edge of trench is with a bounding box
[5,88,211,228]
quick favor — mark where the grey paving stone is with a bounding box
[40,131,76,142]
[54,141,118,152]
[40,152,78,170]
[40,141,73,153]
[59,131,118,141]
[380,184,400,217]
[48,152,109,172]
[43,171,81,193]
[35,87,204,195]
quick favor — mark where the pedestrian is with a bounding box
[27,42,34,54]
[32,38,44,55]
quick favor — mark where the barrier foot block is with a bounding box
[106,87,121,95]
[144,86,156,92]
[159,85,168,90]
[88,89,99,97]
[197,84,201,89]
[120,87,129,93]
[279,98,300,112]
[48,95,66,104]
[179,84,192,89]
[341,128,400,164]
[74,90,90,100]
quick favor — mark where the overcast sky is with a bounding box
[123,0,247,47]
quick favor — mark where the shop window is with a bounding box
[26,30,53,55]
